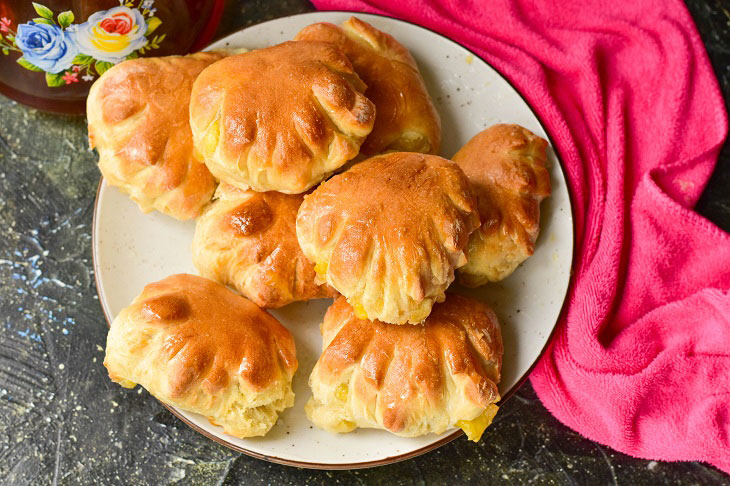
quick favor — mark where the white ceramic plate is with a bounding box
[92,12,574,469]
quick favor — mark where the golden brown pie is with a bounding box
[189,41,376,193]
[88,52,226,219]
[453,124,551,286]
[103,274,297,438]
[296,152,480,324]
[192,183,336,308]
[306,294,502,440]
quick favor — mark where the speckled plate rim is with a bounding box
[91,11,576,470]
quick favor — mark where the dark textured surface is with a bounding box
[693,0,730,230]
[0,0,728,484]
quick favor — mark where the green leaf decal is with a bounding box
[45,72,65,87]
[72,54,94,65]
[32,3,54,20]
[145,17,161,35]
[57,11,74,28]
[95,61,114,76]
[2,48,9,56]
[17,57,43,71]
[32,17,54,25]
[126,51,139,60]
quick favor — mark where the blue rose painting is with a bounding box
[14,21,78,73]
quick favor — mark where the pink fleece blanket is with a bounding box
[313,0,730,472]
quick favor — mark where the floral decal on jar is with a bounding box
[0,1,164,87]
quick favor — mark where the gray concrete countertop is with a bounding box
[0,1,727,484]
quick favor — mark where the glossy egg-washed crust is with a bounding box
[189,41,376,194]
[103,274,297,438]
[453,124,551,286]
[306,295,502,439]
[192,183,336,308]
[88,52,227,220]
[296,152,480,324]
[296,17,441,156]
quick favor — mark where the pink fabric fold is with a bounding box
[313,0,730,472]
